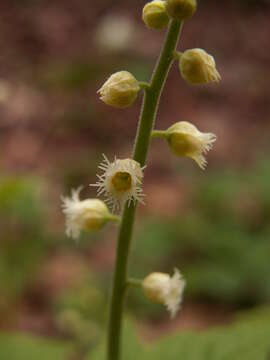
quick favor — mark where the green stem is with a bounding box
[173,50,183,60]
[107,20,183,360]
[139,81,151,90]
[151,129,168,139]
[126,278,142,288]
[106,214,121,223]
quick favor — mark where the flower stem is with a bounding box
[107,19,183,360]
[106,214,121,223]
[126,278,142,288]
[139,81,151,90]
[151,129,168,139]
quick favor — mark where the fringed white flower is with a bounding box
[91,155,145,211]
[152,121,216,169]
[142,269,185,318]
[168,121,216,169]
[61,187,118,240]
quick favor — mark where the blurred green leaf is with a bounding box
[91,307,270,360]
[0,177,47,307]
[0,333,72,360]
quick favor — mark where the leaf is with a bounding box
[91,308,270,360]
[0,333,72,360]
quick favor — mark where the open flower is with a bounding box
[91,155,145,211]
[62,187,119,240]
[142,269,185,318]
[98,71,140,108]
[152,121,216,169]
[179,48,221,85]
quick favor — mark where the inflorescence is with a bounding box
[62,0,220,321]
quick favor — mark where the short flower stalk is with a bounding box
[61,1,220,360]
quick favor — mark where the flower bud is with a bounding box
[62,187,119,240]
[98,71,140,108]
[179,48,221,85]
[142,269,185,318]
[152,121,216,169]
[166,0,196,21]
[142,1,169,30]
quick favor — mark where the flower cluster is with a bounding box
[61,0,221,320]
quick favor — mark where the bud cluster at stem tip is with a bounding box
[142,0,197,30]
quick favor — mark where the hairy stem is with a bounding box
[107,19,183,360]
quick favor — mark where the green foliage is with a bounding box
[90,307,270,360]
[131,160,270,306]
[54,272,106,326]
[39,57,152,94]
[40,61,104,91]
[52,271,106,353]
[0,333,71,360]
[0,177,47,308]
[1,307,270,359]
[0,176,44,227]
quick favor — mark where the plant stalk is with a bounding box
[151,129,168,138]
[107,19,183,360]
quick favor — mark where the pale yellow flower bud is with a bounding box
[142,1,169,30]
[91,155,145,211]
[152,121,216,169]
[166,0,196,21]
[143,269,185,318]
[179,48,221,85]
[98,71,140,108]
[62,187,119,240]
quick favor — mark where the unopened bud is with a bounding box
[98,71,140,108]
[142,1,169,30]
[166,0,196,21]
[179,48,221,85]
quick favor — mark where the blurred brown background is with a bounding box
[0,0,270,355]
